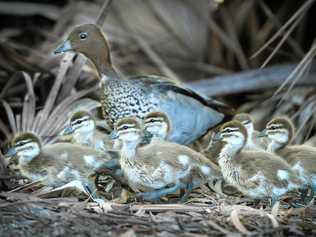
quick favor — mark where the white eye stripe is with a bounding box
[267,128,286,133]
[222,127,239,133]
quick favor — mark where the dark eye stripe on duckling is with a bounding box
[15,139,32,147]
[144,118,164,124]
[267,129,286,134]
[222,127,239,133]
[267,124,284,130]
[242,120,251,125]
[71,116,90,126]
[117,124,136,131]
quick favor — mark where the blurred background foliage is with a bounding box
[0,0,315,145]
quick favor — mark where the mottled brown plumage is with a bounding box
[54,24,227,145]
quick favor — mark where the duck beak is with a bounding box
[212,132,222,142]
[63,126,74,135]
[4,148,17,158]
[111,131,118,140]
[54,40,73,54]
[257,129,267,137]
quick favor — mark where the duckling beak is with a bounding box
[63,126,74,135]
[4,148,17,158]
[212,132,222,142]
[54,40,73,54]
[257,129,267,137]
[111,131,118,140]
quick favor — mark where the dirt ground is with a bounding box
[0,188,315,237]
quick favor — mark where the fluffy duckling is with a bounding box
[63,111,114,152]
[261,117,316,190]
[113,117,222,202]
[54,24,228,145]
[233,113,267,150]
[143,111,170,142]
[215,121,303,206]
[4,133,114,200]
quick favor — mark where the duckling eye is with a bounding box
[79,32,88,40]
[122,125,129,130]
[150,119,155,123]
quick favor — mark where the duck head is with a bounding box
[64,111,96,142]
[233,113,254,135]
[144,112,170,140]
[214,120,248,153]
[54,24,114,77]
[113,117,142,145]
[260,117,294,151]
[5,133,41,168]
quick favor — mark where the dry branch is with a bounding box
[188,62,316,96]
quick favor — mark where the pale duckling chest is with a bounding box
[102,80,157,123]
[218,154,242,187]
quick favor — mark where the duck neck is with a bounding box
[217,142,241,164]
[84,36,119,80]
[267,140,284,152]
[74,130,94,145]
[120,140,140,161]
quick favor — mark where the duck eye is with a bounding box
[150,119,155,123]
[122,125,129,130]
[79,32,88,40]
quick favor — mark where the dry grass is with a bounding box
[0,0,316,236]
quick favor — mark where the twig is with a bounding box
[251,0,315,59]
[96,0,113,27]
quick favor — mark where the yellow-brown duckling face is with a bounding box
[215,121,247,149]
[144,112,170,140]
[54,24,110,59]
[233,113,254,134]
[263,117,294,145]
[113,117,142,143]
[64,111,95,136]
[5,133,41,166]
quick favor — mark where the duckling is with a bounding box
[214,121,303,206]
[113,117,222,202]
[62,111,114,152]
[233,113,267,150]
[4,133,114,200]
[54,24,229,145]
[143,111,169,142]
[261,117,316,191]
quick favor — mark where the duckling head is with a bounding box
[233,113,254,135]
[144,111,170,140]
[54,24,113,76]
[215,120,248,152]
[263,117,294,150]
[65,111,96,140]
[113,117,142,145]
[5,133,41,167]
